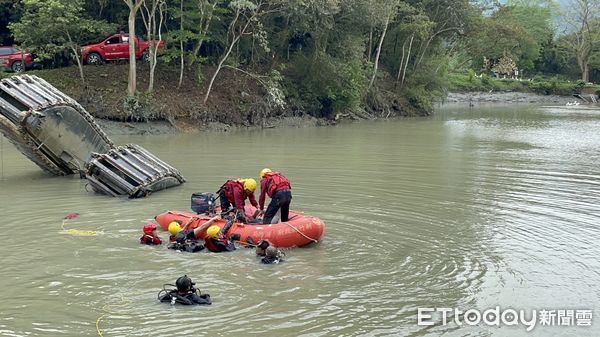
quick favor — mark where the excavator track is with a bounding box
[0,75,185,198]
[0,113,65,175]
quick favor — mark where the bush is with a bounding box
[284,52,367,118]
[404,85,433,114]
[122,94,165,122]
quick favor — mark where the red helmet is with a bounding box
[143,223,158,235]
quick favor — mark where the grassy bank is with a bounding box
[447,71,600,96]
[1,63,421,128]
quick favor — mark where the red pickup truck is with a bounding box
[0,46,34,72]
[81,33,164,65]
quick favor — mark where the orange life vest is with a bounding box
[264,172,291,197]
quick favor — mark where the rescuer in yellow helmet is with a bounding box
[258,168,292,224]
[217,178,259,223]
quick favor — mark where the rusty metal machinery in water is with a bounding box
[0,75,185,198]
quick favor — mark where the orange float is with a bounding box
[154,206,325,248]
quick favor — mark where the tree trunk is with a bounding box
[581,60,589,82]
[190,2,217,66]
[127,9,138,96]
[401,34,415,88]
[66,31,85,86]
[367,27,373,62]
[203,35,240,104]
[71,46,86,86]
[396,38,407,82]
[178,0,185,89]
[368,16,389,91]
[148,1,165,93]
[203,8,245,104]
[142,0,160,93]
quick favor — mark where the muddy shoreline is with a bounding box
[97,91,580,136]
[96,115,330,136]
[445,91,576,104]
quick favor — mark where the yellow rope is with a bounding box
[60,220,100,236]
[96,295,131,337]
[283,222,319,243]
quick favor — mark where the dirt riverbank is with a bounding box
[445,91,576,104]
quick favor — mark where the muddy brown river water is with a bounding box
[0,103,599,336]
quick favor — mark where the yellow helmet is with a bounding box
[260,168,272,179]
[243,178,257,192]
[206,225,221,238]
[168,221,181,236]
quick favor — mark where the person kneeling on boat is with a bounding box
[261,246,284,264]
[259,168,292,224]
[140,223,162,245]
[218,178,259,223]
[204,223,239,253]
[167,221,204,253]
[158,275,211,305]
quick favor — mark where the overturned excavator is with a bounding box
[0,75,185,198]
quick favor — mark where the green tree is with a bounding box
[122,0,144,96]
[465,6,538,71]
[141,0,167,93]
[0,0,23,44]
[9,0,114,84]
[561,0,600,82]
[203,0,280,104]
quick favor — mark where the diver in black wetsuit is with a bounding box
[158,275,211,305]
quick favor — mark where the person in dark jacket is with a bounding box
[261,246,284,264]
[255,240,271,256]
[158,275,211,305]
[259,168,292,224]
[203,224,239,253]
[167,222,205,253]
[219,179,259,223]
[140,223,162,245]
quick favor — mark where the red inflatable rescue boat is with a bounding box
[155,206,325,248]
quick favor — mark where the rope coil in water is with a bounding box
[60,213,100,236]
[96,295,131,337]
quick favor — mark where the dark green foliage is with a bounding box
[447,71,600,96]
[3,0,596,121]
[285,52,366,118]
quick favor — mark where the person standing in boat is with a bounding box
[259,168,292,224]
[218,178,259,223]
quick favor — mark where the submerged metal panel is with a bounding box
[0,74,185,198]
[85,145,184,198]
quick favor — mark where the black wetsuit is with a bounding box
[168,230,204,253]
[261,255,282,264]
[159,290,212,305]
[204,237,236,252]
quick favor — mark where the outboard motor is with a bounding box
[191,193,216,214]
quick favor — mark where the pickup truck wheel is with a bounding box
[86,52,103,65]
[11,61,24,72]
[141,50,150,62]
